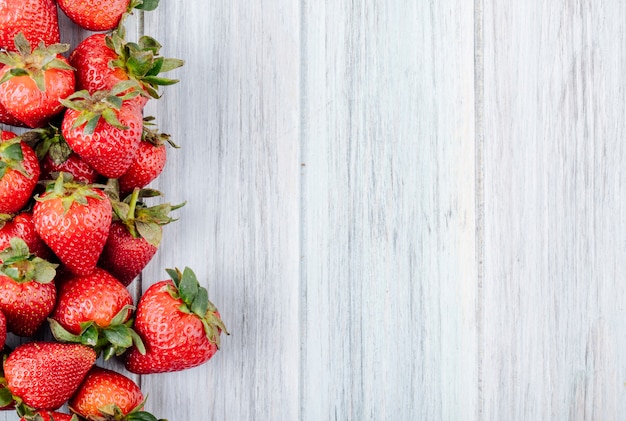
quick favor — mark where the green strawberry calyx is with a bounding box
[111,187,185,247]
[105,30,184,100]
[60,80,143,136]
[0,238,57,284]
[142,116,179,148]
[0,138,34,180]
[166,267,229,348]
[35,173,108,215]
[49,304,146,361]
[0,32,74,92]
[21,125,73,165]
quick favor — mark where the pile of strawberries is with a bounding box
[0,1,228,420]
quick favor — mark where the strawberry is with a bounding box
[99,188,184,286]
[19,411,78,421]
[22,126,100,184]
[0,133,40,214]
[1,342,96,411]
[118,117,178,196]
[33,175,112,276]
[69,367,164,421]
[60,82,144,179]
[0,33,75,128]
[0,237,57,336]
[0,0,60,52]
[49,268,144,359]
[58,0,159,32]
[0,212,53,262]
[125,267,228,374]
[69,31,183,109]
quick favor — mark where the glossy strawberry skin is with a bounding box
[0,0,60,51]
[0,56,75,128]
[40,152,100,185]
[0,212,53,261]
[62,103,143,179]
[20,411,75,421]
[0,273,56,336]
[51,268,132,334]
[33,188,112,276]
[0,310,6,350]
[4,342,96,410]
[58,0,131,31]
[69,367,143,418]
[118,139,167,196]
[125,280,220,374]
[69,34,148,109]
[98,221,158,286]
[0,138,40,214]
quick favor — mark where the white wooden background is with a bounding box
[2,1,626,420]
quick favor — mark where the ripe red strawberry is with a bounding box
[0,237,57,336]
[0,212,53,262]
[125,267,228,374]
[69,31,183,109]
[0,0,60,52]
[22,126,100,184]
[0,34,75,128]
[118,117,177,196]
[49,268,144,359]
[58,0,159,32]
[99,188,184,286]
[69,367,164,421]
[0,133,40,214]
[19,411,78,421]
[60,83,143,178]
[33,176,112,276]
[2,342,96,411]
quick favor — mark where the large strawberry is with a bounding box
[0,342,96,411]
[125,267,228,374]
[58,0,159,32]
[69,31,183,109]
[0,33,74,128]
[0,0,60,52]
[49,268,144,360]
[69,367,164,421]
[98,188,184,286]
[0,133,40,214]
[0,212,53,262]
[0,237,57,336]
[118,117,177,196]
[33,175,112,276]
[60,82,144,178]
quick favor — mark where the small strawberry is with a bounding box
[125,267,228,374]
[1,342,96,411]
[99,188,184,286]
[58,0,159,32]
[0,33,75,128]
[33,175,112,276]
[60,82,144,179]
[69,31,183,109]
[0,237,57,336]
[22,126,100,184]
[0,0,60,52]
[118,117,178,196]
[20,411,78,421]
[0,133,40,214]
[0,212,53,262]
[49,268,144,359]
[69,367,165,421]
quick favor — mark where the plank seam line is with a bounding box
[474,0,485,419]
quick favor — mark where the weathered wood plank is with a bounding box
[482,1,626,419]
[301,1,477,420]
[141,2,301,420]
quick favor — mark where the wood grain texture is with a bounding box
[301,1,477,420]
[482,1,626,419]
